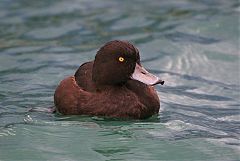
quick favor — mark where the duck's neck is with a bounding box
[94,82,126,92]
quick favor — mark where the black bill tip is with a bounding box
[152,80,164,86]
[160,80,164,85]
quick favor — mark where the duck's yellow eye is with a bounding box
[118,57,125,62]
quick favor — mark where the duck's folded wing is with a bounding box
[54,76,91,114]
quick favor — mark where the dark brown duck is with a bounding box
[54,40,164,119]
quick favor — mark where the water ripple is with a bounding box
[165,32,221,44]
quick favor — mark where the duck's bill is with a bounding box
[130,63,164,86]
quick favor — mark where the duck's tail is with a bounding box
[28,105,56,113]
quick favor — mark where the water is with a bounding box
[0,0,239,160]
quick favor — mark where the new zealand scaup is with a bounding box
[54,40,164,119]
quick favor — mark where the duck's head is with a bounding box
[92,40,164,87]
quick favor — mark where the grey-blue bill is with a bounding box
[131,63,164,86]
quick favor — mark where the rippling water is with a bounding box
[0,0,239,160]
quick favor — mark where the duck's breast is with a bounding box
[126,80,160,113]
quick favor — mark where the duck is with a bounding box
[54,40,164,119]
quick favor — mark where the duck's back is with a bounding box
[74,61,96,92]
